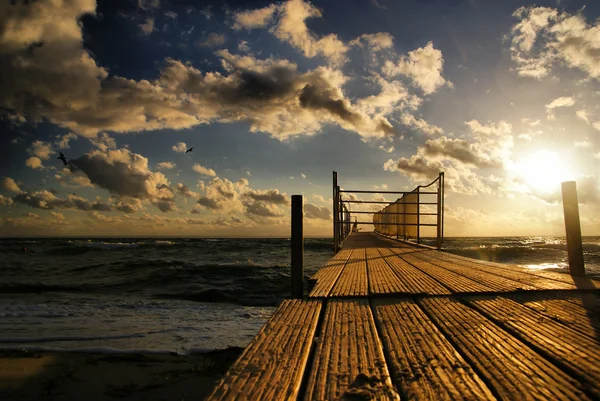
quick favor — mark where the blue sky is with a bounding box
[0,0,599,237]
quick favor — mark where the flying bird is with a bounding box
[57,152,68,166]
[185,147,194,154]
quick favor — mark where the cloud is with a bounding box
[545,96,575,109]
[28,140,53,160]
[246,189,288,204]
[2,177,22,193]
[157,161,176,170]
[138,17,155,36]
[384,120,513,195]
[232,4,277,30]
[165,11,177,20]
[26,157,43,169]
[233,0,348,64]
[138,0,160,10]
[175,183,198,197]
[56,133,77,149]
[576,110,589,124]
[304,203,331,220]
[351,33,394,51]
[383,42,449,94]
[400,113,443,135]
[13,190,114,212]
[0,195,13,206]
[172,142,188,153]
[574,140,591,148]
[301,173,307,179]
[69,148,175,212]
[197,33,226,48]
[510,6,600,80]
[89,132,117,151]
[245,201,283,217]
[0,0,434,142]
[192,163,217,177]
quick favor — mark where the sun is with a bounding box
[514,150,574,193]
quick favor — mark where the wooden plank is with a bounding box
[504,292,600,340]
[366,248,413,295]
[304,299,399,401]
[439,251,600,289]
[309,249,352,298]
[329,249,369,297]
[420,249,576,290]
[413,251,537,292]
[419,297,590,400]
[395,250,492,294]
[207,299,322,401]
[378,248,451,295]
[372,298,495,400]
[467,295,600,398]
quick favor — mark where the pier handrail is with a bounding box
[332,172,445,252]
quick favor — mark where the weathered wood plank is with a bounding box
[366,248,413,295]
[413,250,537,292]
[438,251,600,289]
[420,297,590,400]
[309,249,352,298]
[420,250,577,290]
[329,249,369,297]
[207,299,322,401]
[377,248,451,295]
[395,250,492,293]
[504,292,600,341]
[372,298,495,400]
[304,299,399,401]
[467,295,600,398]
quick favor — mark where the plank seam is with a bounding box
[414,297,505,401]
[462,296,600,400]
[296,298,327,401]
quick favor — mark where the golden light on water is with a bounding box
[514,150,575,193]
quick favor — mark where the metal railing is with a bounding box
[332,172,445,252]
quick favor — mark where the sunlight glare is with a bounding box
[515,150,574,193]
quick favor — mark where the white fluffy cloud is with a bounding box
[2,177,22,193]
[156,161,176,170]
[510,6,600,80]
[545,96,575,109]
[192,164,216,177]
[25,157,43,169]
[400,113,443,136]
[172,142,188,153]
[383,42,449,94]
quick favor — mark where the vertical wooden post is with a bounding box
[333,172,338,254]
[417,188,420,244]
[291,195,304,298]
[337,185,342,243]
[561,181,585,277]
[436,173,442,250]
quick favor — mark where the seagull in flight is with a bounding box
[57,152,68,166]
[185,147,194,154]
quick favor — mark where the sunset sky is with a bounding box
[0,0,599,237]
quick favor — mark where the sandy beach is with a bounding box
[0,347,242,401]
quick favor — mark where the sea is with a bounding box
[1,236,599,355]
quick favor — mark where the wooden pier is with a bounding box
[207,232,600,400]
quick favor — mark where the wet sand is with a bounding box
[0,347,242,401]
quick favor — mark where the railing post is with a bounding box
[417,188,420,244]
[561,181,585,277]
[291,195,304,298]
[436,173,442,250]
[333,171,339,254]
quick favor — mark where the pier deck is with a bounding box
[207,232,600,400]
